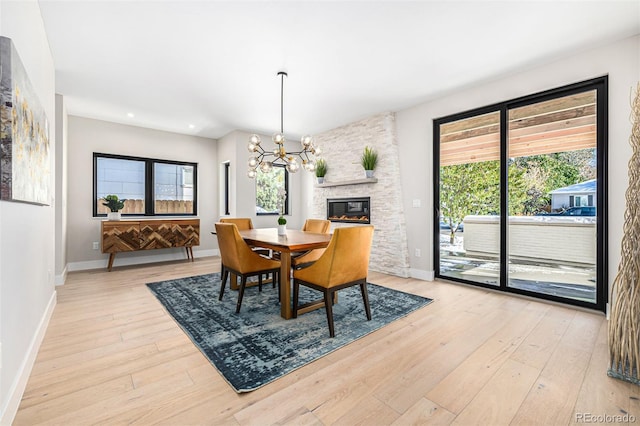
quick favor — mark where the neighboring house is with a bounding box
[549,179,596,211]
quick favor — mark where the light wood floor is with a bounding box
[14,256,639,425]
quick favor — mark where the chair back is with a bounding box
[220,217,254,230]
[298,226,374,288]
[215,222,256,272]
[302,219,331,234]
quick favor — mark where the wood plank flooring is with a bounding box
[13,257,638,425]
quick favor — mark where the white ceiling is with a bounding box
[38,1,640,140]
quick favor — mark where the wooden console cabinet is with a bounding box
[101,219,200,271]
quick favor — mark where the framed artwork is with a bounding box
[0,36,51,206]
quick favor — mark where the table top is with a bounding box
[239,228,332,253]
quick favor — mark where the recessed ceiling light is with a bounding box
[188,124,195,129]
[127,112,135,118]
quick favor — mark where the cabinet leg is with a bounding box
[107,253,116,271]
[185,247,194,261]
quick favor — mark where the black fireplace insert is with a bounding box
[327,197,370,224]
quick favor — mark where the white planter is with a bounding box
[317,177,325,184]
[365,170,375,178]
[107,211,121,221]
[278,224,287,235]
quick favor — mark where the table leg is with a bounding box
[280,251,292,319]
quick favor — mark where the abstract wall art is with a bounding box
[0,36,50,205]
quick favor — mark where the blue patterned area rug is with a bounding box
[146,273,432,393]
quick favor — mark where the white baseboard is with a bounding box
[55,265,68,286]
[1,290,57,426]
[67,249,219,272]
[409,268,435,281]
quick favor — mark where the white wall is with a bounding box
[54,94,68,285]
[0,1,56,423]
[66,116,218,270]
[396,35,640,290]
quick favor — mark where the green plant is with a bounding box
[361,146,378,170]
[278,216,287,225]
[315,159,328,177]
[102,194,125,212]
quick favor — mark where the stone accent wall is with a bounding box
[312,112,410,277]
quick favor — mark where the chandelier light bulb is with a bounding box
[247,142,257,152]
[313,146,322,157]
[301,135,313,147]
[260,161,273,173]
[247,169,257,179]
[248,156,258,168]
[286,160,300,173]
[249,134,261,145]
[272,132,285,144]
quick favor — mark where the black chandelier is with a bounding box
[247,71,321,178]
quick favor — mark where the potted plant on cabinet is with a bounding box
[315,158,328,184]
[102,194,126,220]
[361,146,378,178]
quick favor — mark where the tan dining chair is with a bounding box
[292,225,374,337]
[219,217,270,256]
[291,219,331,269]
[215,222,281,313]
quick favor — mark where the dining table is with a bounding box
[238,228,332,319]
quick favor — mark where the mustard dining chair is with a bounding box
[215,222,281,313]
[291,219,331,269]
[292,225,374,337]
[219,217,271,256]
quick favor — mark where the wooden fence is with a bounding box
[97,199,194,215]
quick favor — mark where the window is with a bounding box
[223,162,230,216]
[256,165,289,215]
[94,153,197,216]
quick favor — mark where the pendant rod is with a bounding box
[278,71,287,134]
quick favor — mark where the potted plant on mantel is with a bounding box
[315,158,328,184]
[361,146,378,178]
[102,194,126,220]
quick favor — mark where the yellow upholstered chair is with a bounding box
[291,219,332,269]
[219,217,253,230]
[302,218,331,233]
[292,225,374,337]
[219,217,271,257]
[215,222,281,313]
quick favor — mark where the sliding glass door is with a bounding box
[437,111,501,286]
[507,91,598,304]
[434,77,607,311]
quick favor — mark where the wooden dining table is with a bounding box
[238,228,332,319]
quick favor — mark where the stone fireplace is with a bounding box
[310,112,410,277]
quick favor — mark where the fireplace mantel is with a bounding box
[315,177,378,188]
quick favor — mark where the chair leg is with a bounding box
[292,279,299,318]
[236,276,247,313]
[258,274,263,292]
[360,282,372,320]
[324,289,336,338]
[219,267,229,301]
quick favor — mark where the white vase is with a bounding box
[365,170,375,178]
[278,224,287,235]
[107,211,121,221]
